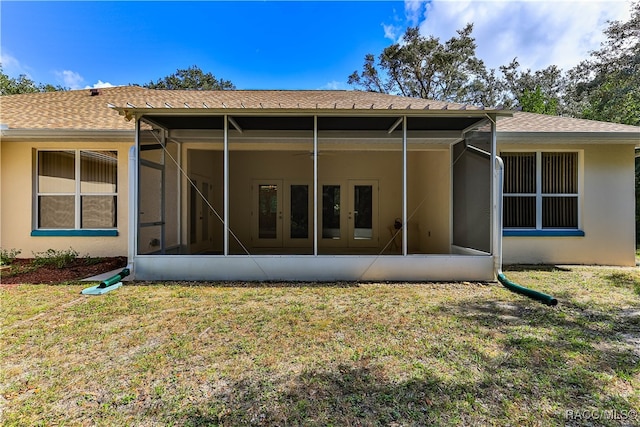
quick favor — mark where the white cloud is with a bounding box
[85,80,116,89]
[320,80,346,90]
[56,70,85,90]
[0,51,32,78]
[404,0,426,25]
[383,23,402,41]
[407,0,633,70]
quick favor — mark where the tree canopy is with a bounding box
[348,2,639,122]
[348,24,486,104]
[0,65,65,95]
[348,26,567,115]
[144,65,235,90]
[567,1,639,126]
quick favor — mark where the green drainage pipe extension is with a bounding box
[497,272,558,306]
[98,268,130,289]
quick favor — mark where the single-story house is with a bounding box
[1,87,638,281]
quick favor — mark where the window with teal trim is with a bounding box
[502,151,579,231]
[36,150,118,230]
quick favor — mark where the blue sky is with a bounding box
[1,0,634,90]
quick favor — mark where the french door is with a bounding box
[252,180,312,247]
[252,179,378,249]
[320,180,378,248]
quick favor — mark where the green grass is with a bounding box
[1,266,639,426]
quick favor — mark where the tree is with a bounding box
[349,24,487,104]
[1,66,39,95]
[1,65,66,95]
[347,25,565,114]
[499,59,567,114]
[144,65,235,90]
[567,1,640,126]
[519,86,559,115]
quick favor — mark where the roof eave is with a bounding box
[114,106,514,121]
[497,131,640,146]
[0,128,134,142]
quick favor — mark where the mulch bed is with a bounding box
[0,257,128,285]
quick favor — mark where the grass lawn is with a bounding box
[1,266,639,426]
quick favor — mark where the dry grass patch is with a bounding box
[1,267,639,426]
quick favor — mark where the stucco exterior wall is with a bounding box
[500,143,636,266]
[0,140,131,258]
[3,137,635,266]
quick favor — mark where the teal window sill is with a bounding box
[31,229,119,237]
[503,229,585,237]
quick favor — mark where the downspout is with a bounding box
[494,156,558,306]
[126,136,137,279]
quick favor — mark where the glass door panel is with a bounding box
[253,181,283,247]
[352,185,373,240]
[284,183,313,250]
[322,185,342,240]
[258,184,279,239]
[290,185,309,239]
[348,180,378,247]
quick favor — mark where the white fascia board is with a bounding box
[0,128,134,142]
[497,131,640,146]
[116,106,513,119]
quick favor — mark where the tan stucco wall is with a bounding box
[500,143,636,266]
[4,137,634,265]
[0,140,131,258]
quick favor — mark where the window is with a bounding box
[36,150,117,229]
[502,151,579,230]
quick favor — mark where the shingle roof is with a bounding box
[1,86,145,131]
[1,86,639,136]
[500,111,639,133]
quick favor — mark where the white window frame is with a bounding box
[35,149,118,230]
[501,149,583,231]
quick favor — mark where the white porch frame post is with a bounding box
[402,115,408,255]
[129,118,140,262]
[313,115,318,256]
[224,114,229,256]
[490,114,497,257]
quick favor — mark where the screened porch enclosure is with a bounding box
[133,112,500,281]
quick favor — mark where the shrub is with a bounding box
[32,248,79,269]
[83,255,105,266]
[0,248,21,265]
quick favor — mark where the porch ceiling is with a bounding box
[142,114,488,132]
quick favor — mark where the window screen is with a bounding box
[37,150,117,229]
